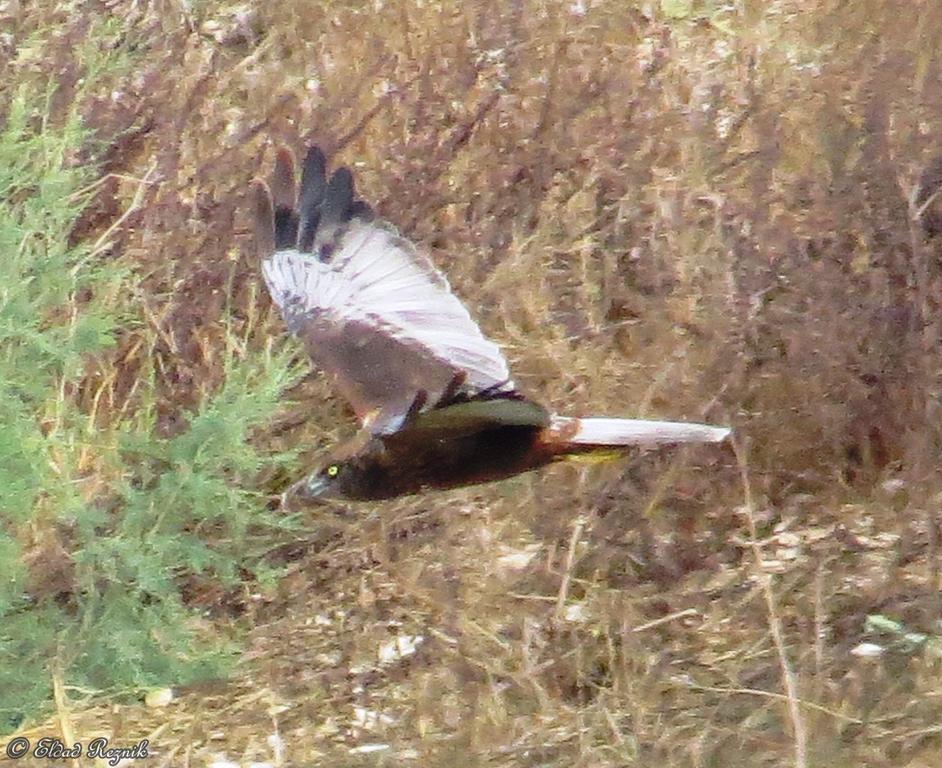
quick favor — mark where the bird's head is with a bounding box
[282,459,357,506]
[280,438,393,507]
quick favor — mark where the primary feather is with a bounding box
[254,146,512,434]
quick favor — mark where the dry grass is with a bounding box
[6,0,942,765]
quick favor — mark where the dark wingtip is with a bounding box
[251,179,275,259]
[265,145,374,256]
[301,146,327,186]
[299,146,328,208]
[320,167,355,227]
[349,199,374,222]
[297,146,329,252]
[271,147,297,210]
[274,208,299,250]
[267,148,300,249]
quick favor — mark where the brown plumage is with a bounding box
[252,146,730,504]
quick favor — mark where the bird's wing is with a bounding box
[397,398,550,438]
[253,146,513,434]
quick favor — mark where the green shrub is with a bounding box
[0,73,299,733]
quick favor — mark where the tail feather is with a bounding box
[551,415,730,447]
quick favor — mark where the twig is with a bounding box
[633,608,699,633]
[813,562,825,682]
[84,161,158,263]
[52,659,81,767]
[556,516,585,620]
[732,436,808,768]
[682,680,862,725]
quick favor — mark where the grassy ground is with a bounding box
[4,0,942,765]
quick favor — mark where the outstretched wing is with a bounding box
[253,146,513,434]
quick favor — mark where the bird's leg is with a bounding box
[397,371,469,428]
[435,371,468,408]
[401,389,429,427]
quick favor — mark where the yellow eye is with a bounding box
[326,464,340,478]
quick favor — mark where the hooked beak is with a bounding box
[280,475,334,509]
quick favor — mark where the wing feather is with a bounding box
[256,146,513,433]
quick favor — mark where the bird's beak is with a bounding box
[280,475,333,509]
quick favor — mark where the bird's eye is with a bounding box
[326,464,340,478]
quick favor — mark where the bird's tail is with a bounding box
[545,415,730,460]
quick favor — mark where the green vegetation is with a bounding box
[0,45,298,729]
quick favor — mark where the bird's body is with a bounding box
[318,398,551,500]
[252,145,730,504]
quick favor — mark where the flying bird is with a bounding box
[252,145,730,504]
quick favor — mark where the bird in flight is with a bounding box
[252,146,730,504]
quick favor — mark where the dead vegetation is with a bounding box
[5,0,942,765]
